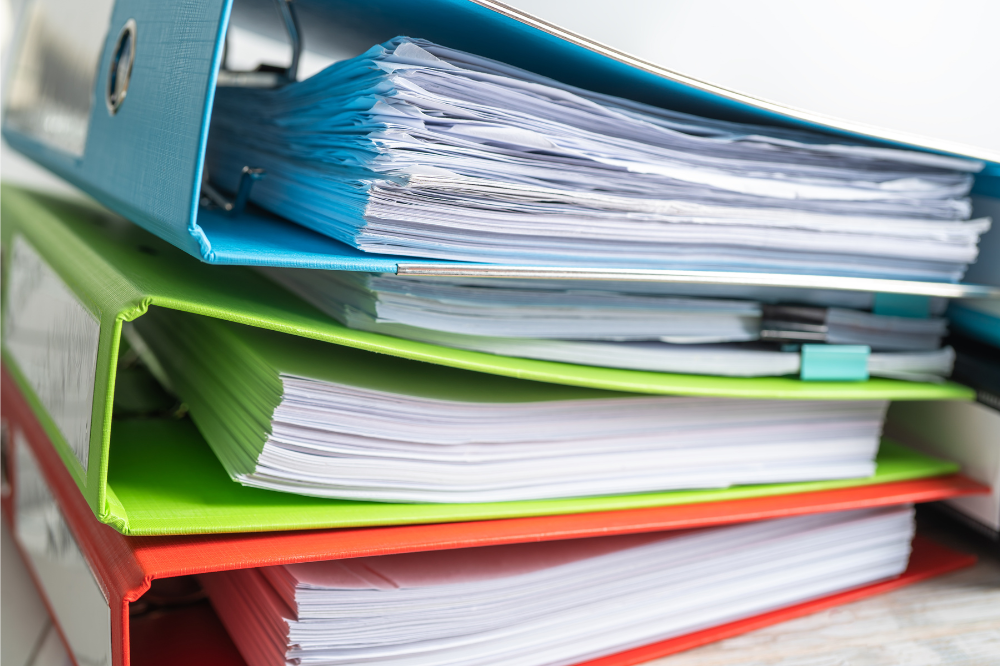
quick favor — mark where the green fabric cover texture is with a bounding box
[0,184,974,535]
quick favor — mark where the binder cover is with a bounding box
[949,299,1000,347]
[0,187,977,535]
[3,0,999,280]
[2,384,979,666]
[1,364,973,536]
[2,358,986,536]
[888,399,1000,536]
[11,571,246,666]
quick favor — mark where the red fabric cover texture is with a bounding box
[129,602,247,666]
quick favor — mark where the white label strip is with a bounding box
[14,430,112,666]
[3,235,100,470]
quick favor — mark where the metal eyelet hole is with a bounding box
[106,19,137,115]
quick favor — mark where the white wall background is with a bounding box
[1,0,81,195]
[506,0,1000,152]
[3,0,998,195]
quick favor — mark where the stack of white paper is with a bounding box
[246,379,886,502]
[262,269,954,380]
[133,310,891,503]
[208,38,990,281]
[265,270,763,343]
[201,506,915,666]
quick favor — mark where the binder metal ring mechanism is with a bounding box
[2,0,999,302]
[105,18,136,115]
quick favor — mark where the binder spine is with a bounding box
[2,369,149,666]
[1,187,150,524]
[3,235,102,471]
[12,429,114,666]
[2,0,231,262]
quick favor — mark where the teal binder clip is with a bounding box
[873,293,931,318]
[800,345,870,382]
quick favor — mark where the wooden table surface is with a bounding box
[653,510,1000,666]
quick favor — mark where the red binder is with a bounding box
[1,373,982,666]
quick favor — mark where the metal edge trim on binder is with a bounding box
[395,264,1000,298]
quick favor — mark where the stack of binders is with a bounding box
[887,194,1000,544]
[2,2,999,665]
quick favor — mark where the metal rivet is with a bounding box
[106,19,137,115]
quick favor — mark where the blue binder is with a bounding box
[4,0,1000,286]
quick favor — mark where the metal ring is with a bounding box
[106,19,137,115]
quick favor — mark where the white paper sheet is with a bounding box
[201,506,915,666]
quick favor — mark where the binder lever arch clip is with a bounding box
[216,0,301,88]
[203,0,298,215]
[201,166,266,215]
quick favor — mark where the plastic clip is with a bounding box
[800,344,870,382]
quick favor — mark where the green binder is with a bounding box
[0,185,970,535]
